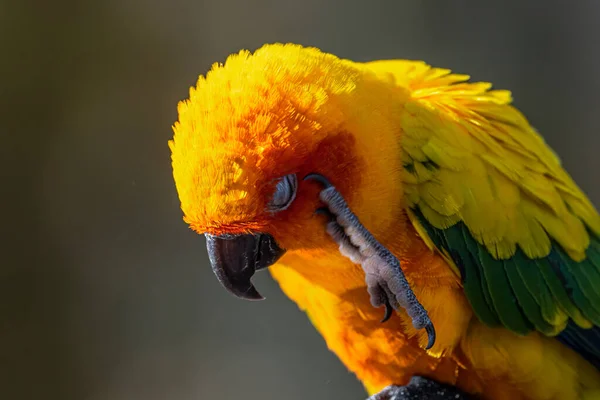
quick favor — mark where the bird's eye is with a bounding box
[267,174,297,212]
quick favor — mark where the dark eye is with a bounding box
[267,174,297,212]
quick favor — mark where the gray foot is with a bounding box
[305,173,435,349]
[367,377,472,400]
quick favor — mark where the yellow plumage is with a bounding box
[170,43,600,400]
[373,59,600,262]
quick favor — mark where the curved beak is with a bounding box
[205,233,286,300]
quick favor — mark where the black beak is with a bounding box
[205,232,286,300]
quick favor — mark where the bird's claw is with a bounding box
[381,300,394,323]
[305,173,436,350]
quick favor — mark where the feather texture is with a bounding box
[371,59,600,367]
[173,45,600,398]
[365,60,600,260]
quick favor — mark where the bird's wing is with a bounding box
[364,60,600,366]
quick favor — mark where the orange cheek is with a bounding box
[265,130,363,251]
[266,184,330,251]
[200,130,363,245]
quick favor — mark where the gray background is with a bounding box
[2,1,599,399]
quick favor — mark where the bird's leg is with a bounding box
[305,173,436,349]
[316,207,396,322]
[367,377,473,400]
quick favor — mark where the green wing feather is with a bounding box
[366,61,600,345]
[414,207,600,334]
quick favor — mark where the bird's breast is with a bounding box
[268,250,467,394]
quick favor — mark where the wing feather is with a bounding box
[365,60,600,366]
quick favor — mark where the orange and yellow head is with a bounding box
[170,43,405,255]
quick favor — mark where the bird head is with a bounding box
[169,43,405,300]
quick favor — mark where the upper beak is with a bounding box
[205,232,286,300]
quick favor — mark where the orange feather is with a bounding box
[170,43,600,399]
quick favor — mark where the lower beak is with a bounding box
[205,232,286,300]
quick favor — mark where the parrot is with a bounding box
[168,43,600,400]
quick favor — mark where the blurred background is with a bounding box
[2,0,599,399]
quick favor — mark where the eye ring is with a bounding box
[267,174,298,212]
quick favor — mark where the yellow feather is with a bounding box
[420,180,463,216]
[520,214,552,259]
[421,136,472,171]
[411,161,436,182]
[419,201,461,229]
[387,61,599,262]
[522,198,589,261]
[172,45,600,400]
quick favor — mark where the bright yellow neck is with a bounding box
[267,209,471,392]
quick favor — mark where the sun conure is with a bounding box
[169,43,600,400]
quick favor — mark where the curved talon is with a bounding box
[424,323,436,350]
[303,173,333,188]
[381,301,394,323]
[308,172,437,351]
